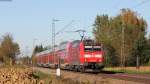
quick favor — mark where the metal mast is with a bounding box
[52,19,59,64]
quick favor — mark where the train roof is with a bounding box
[60,41,68,45]
[35,39,101,56]
[59,41,71,50]
[72,40,80,43]
[36,48,52,56]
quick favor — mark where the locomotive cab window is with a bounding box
[84,46,92,51]
[93,46,101,51]
[84,46,101,52]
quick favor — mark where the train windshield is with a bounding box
[84,46,101,52]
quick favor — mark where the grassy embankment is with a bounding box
[32,70,91,84]
[104,66,150,74]
[32,71,52,84]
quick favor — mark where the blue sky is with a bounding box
[0,0,150,56]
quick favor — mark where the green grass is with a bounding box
[33,71,50,79]
[32,71,52,84]
[104,68,150,74]
[125,70,150,74]
[32,71,91,84]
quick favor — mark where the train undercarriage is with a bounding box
[62,62,104,72]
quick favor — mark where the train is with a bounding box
[35,39,104,72]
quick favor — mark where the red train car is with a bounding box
[36,50,51,67]
[57,41,72,68]
[36,49,57,68]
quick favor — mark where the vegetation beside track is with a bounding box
[33,70,92,84]
[32,71,52,84]
[104,66,150,74]
[0,66,36,84]
[0,65,53,84]
[0,65,89,84]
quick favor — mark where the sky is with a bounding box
[0,0,150,56]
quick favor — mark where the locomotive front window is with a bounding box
[93,48,101,51]
[93,46,101,51]
[84,48,92,51]
[84,46,101,51]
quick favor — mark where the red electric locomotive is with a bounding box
[36,39,104,72]
[61,39,104,72]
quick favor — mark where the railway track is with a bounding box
[98,73,150,83]
[33,67,150,84]
[68,70,150,83]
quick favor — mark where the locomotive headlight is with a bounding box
[95,54,102,58]
[84,54,91,58]
[85,59,87,62]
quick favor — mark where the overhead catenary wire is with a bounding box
[0,0,12,1]
[109,0,150,15]
[133,0,150,9]
[63,29,86,41]
[55,20,74,36]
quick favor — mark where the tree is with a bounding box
[93,15,120,66]
[146,35,150,63]
[128,36,148,66]
[0,34,20,65]
[0,47,4,62]
[93,9,147,66]
[21,56,31,65]
[104,44,119,67]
